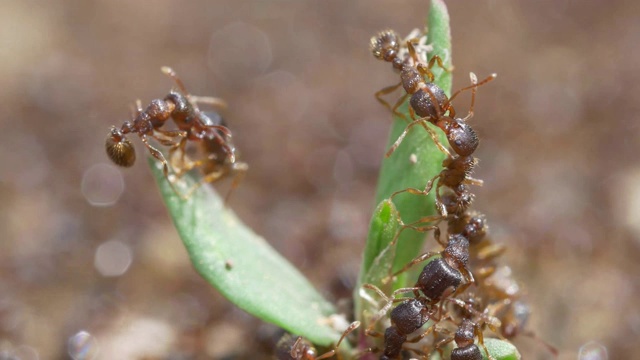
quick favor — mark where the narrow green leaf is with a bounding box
[429,338,522,360]
[369,0,452,289]
[148,158,339,345]
[353,200,401,325]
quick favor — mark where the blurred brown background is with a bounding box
[0,0,638,359]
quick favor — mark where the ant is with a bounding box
[370,29,448,121]
[370,28,456,156]
[105,67,247,201]
[361,230,475,326]
[274,322,360,360]
[386,72,495,219]
[433,312,495,360]
[358,293,442,360]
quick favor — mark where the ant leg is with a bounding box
[161,66,191,95]
[190,95,228,110]
[474,324,496,360]
[463,72,479,121]
[390,252,439,279]
[390,92,410,122]
[156,129,187,139]
[419,123,452,157]
[445,73,497,117]
[140,135,186,198]
[433,227,447,248]
[140,135,170,176]
[375,82,405,118]
[200,126,236,163]
[406,321,450,344]
[463,176,484,187]
[385,117,431,157]
[408,42,434,81]
[223,161,249,205]
[389,185,429,204]
[476,243,507,262]
[360,284,421,333]
[389,172,439,205]
[434,182,448,217]
[167,137,189,176]
[449,265,475,297]
[130,99,144,118]
[315,321,360,360]
[426,54,454,73]
[434,336,454,358]
[180,168,226,200]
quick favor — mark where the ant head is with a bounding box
[454,318,475,347]
[464,213,488,244]
[444,233,470,268]
[105,127,136,167]
[441,185,475,215]
[445,120,479,157]
[370,30,400,62]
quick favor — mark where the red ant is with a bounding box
[105,67,247,201]
[274,322,360,360]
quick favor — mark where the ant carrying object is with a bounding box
[105,66,248,201]
[274,322,360,360]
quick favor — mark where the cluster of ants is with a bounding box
[105,66,247,202]
[104,30,553,360]
[275,29,556,360]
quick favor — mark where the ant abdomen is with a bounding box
[390,299,428,335]
[463,214,488,245]
[441,119,479,157]
[451,319,483,360]
[416,258,463,301]
[370,30,400,63]
[105,128,136,167]
[444,234,470,266]
[383,326,406,359]
[410,84,448,118]
[451,344,482,360]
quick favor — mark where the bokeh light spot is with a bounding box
[94,240,133,277]
[67,330,99,360]
[81,163,124,207]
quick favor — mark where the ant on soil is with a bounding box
[105,67,247,201]
[274,321,360,360]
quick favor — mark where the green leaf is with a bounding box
[353,200,401,325]
[429,338,522,360]
[148,158,339,345]
[368,0,452,290]
[480,338,522,360]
